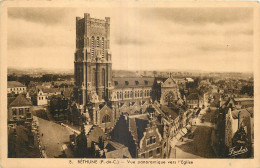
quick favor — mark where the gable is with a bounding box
[161,78,177,88]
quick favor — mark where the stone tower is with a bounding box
[74,13,113,109]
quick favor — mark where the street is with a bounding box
[37,117,75,158]
[170,107,218,158]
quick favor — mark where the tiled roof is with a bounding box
[8,81,25,88]
[155,77,168,84]
[8,97,16,106]
[128,114,149,144]
[9,94,32,107]
[160,105,179,120]
[83,125,94,135]
[112,77,155,89]
[234,98,254,102]
[105,148,132,158]
[231,107,253,119]
[106,140,127,151]
[186,93,202,100]
[37,87,62,94]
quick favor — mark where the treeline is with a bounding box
[8,74,74,87]
[240,85,253,96]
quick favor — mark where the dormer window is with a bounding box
[125,81,129,85]
[114,81,118,86]
[135,81,139,85]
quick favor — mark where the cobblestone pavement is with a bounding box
[37,118,74,158]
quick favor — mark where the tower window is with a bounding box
[91,36,95,57]
[125,81,129,85]
[145,80,148,85]
[114,81,118,86]
[117,92,119,99]
[102,37,104,58]
[97,36,100,47]
[135,81,139,85]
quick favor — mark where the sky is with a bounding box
[7,7,254,72]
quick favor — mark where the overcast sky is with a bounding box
[8,7,254,72]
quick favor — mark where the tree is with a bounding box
[18,75,31,87]
[240,85,253,96]
[8,75,18,81]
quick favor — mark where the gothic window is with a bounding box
[102,37,104,58]
[91,36,95,58]
[117,92,119,99]
[92,68,96,86]
[114,81,118,86]
[102,114,111,123]
[135,81,139,85]
[97,36,100,47]
[102,69,105,86]
[145,90,147,97]
[145,80,148,85]
[96,111,98,123]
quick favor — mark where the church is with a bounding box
[73,13,182,131]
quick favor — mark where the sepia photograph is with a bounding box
[0,1,259,168]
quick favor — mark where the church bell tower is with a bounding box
[74,13,113,108]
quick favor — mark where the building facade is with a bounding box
[8,81,27,94]
[8,94,33,123]
[73,13,182,132]
[37,89,48,106]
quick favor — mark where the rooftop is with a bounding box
[112,77,154,89]
[234,98,254,102]
[8,81,25,88]
[9,94,32,107]
[186,93,202,100]
[231,107,254,119]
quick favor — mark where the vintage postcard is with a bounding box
[0,1,259,168]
